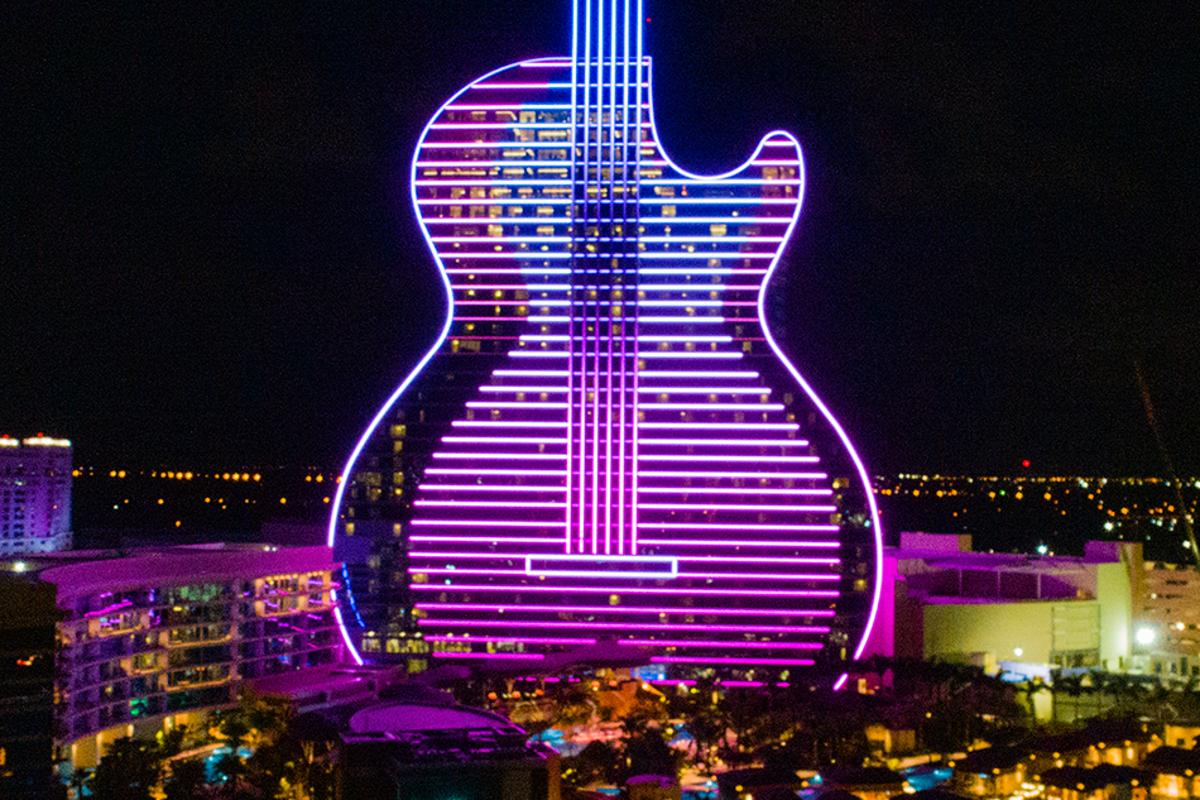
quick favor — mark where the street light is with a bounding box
[1135,626,1156,647]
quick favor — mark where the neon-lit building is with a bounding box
[865,534,1141,681]
[331,0,881,677]
[0,435,72,556]
[0,543,342,775]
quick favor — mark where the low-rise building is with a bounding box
[868,534,1139,679]
[866,533,1200,691]
[338,699,560,799]
[1162,722,1200,750]
[1143,746,1200,800]
[820,767,908,800]
[1037,764,1150,800]
[950,746,1029,798]
[0,542,343,781]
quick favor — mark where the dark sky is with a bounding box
[4,2,1197,473]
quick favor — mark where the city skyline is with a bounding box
[4,4,1198,797]
[5,1,1196,474]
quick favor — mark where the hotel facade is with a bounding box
[0,542,342,789]
[0,435,72,556]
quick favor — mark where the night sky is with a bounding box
[5,2,1196,474]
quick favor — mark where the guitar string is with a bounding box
[591,0,604,556]
[577,0,592,555]
[604,0,617,555]
[619,0,628,554]
[565,0,580,554]
[630,0,644,555]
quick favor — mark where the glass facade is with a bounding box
[45,549,340,749]
[332,1,880,678]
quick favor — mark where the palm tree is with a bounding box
[89,737,165,800]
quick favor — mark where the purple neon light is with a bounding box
[651,656,815,666]
[426,635,598,645]
[411,567,839,582]
[617,639,823,650]
[432,652,546,660]
[409,583,838,598]
[331,2,882,677]
[418,619,831,634]
[415,602,835,617]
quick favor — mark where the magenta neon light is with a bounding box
[636,539,839,549]
[426,635,598,646]
[618,639,823,650]
[411,567,839,582]
[331,3,882,678]
[637,486,832,496]
[409,583,838,598]
[417,619,831,634]
[416,602,835,617]
[417,484,568,493]
[635,469,823,479]
[638,502,837,512]
[651,656,815,666]
[636,437,807,446]
[431,652,546,660]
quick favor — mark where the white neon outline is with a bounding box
[333,28,885,674]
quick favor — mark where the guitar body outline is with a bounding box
[330,41,882,677]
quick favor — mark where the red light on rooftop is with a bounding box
[1021,459,1031,469]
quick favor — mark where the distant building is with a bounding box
[338,699,560,799]
[1142,746,1200,800]
[819,767,908,800]
[0,542,343,783]
[1037,764,1151,800]
[1137,560,1200,679]
[0,436,72,556]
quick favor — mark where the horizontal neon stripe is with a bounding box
[637,422,798,431]
[451,420,568,428]
[423,468,567,476]
[432,452,567,461]
[417,484,567,493]
[637,539,839,549]
[418,619,830,634]
[618,639,822,650]
[639,370,757,378]
[409,567,840,582]
[415,602,834,617]
[634,486,832,496]
[636,454,817,463]
[408,581,838,597]
[639,502,837,512]
[431,651,545,660]
[425,635,597,645]
[651,656,815,666]
[640,403,785,412]
[414,499,566,508]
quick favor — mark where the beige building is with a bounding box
[870,534,1139,678]
[864,533,1200,719]
[1137,560,1200,680]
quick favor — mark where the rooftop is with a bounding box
[1038,765,1150,791]
[1,542,337,602]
